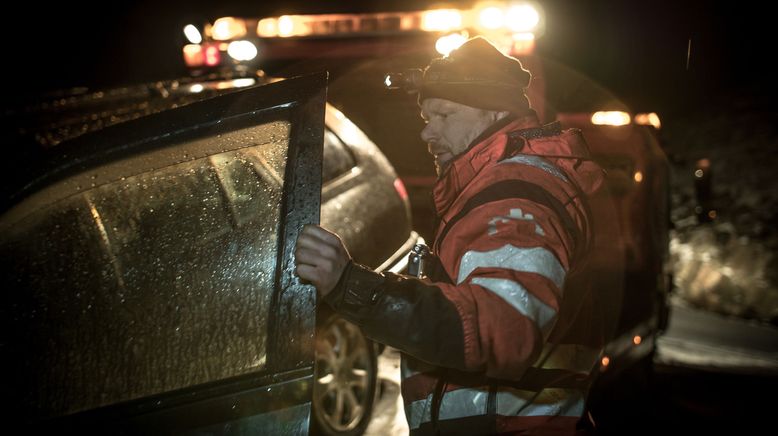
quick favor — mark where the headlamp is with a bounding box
[383,68,522,93]
[383,69,424,93]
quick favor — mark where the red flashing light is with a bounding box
[204,45,221,66]
[183,44,204,67]
[393,178,409,201]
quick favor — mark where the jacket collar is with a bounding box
[432,111,541,217]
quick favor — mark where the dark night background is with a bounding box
[5,0,775,116]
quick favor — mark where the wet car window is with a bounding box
[0,120,291,417]
[322,128,356,184]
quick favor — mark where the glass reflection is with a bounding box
[0,120,291,417]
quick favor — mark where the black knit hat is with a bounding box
[419,37,532,115]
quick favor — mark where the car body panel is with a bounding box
[557,112,671,376]
[313,104,415,435]
[321,104,412,270]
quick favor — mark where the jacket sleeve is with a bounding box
[322,262,468,371]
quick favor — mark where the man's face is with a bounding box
[420,98,503,176]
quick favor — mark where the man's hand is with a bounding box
[295,224,352,297]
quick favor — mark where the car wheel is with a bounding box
[312,314,378,436]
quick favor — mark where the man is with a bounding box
[296,37,606,435]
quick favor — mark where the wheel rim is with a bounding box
[313,318,372,432]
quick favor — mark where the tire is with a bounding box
[311,313,378,436]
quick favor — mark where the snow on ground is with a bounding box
[664,91,778,325]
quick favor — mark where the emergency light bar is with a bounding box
[183,2,544,67]
[206,2,544,42]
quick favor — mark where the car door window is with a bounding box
[0,122,288,416]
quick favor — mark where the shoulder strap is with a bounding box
[506,121,562,142]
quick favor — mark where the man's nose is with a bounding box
[420,123,435,143]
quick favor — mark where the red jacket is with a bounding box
[325,113,605,435]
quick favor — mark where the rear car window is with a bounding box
[322,128,356,184]
[0,121,290,417]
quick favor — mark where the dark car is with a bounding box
[0,72,418,435]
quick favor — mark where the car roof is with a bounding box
[3,71,271,148]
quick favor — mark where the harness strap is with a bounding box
[425,365,592,431]
[435,366,592,392]
[430,378,446,435]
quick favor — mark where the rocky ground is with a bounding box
[663,90,778,325]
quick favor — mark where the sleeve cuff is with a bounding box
[322,261,386,321]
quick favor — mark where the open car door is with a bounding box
[0,73,327,435]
